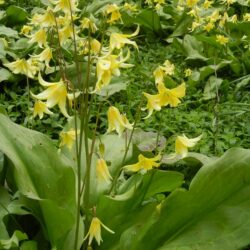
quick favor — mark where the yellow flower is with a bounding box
[58,24,74,45]
[202,0,213,9]
[31,47,53,68]
[142,92,162,119]
[31,73,76,118]
[84,217,114,246]
[33,100,53,119]
[157,82,186,107]
[52,0,79,13]
[161,60,175,76]
[216,35,229,45]
[230,14,237,23]
[123,3,138,12]
[208,10,221,23]
[109,26,139,51]
[153,60,175,84]
[203,22,214,32]
[29,29,47,48]
[243,13,250,22]
[190,21,201,31]
[186,0,199,8]
[20,25,33,35]
[31,8,55,27]
[90,39,101,54]
[96,158,112,183]
[59,129,79,149]
[124,154,161,172]
[219,13,228,27]
[4,58,38,78]
[107,106,133,137]
[94,51,133,91]
[80,17,97,33]
[106,4,122,23]
[175,134,202,157]
[153,67,164,84]
[184,68,192,77]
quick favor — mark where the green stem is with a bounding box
[108,97,143,195]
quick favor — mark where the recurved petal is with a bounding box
[170,82,186,98]
[38,72,59,86]
[123,162,142,172]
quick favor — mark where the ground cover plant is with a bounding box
[0,0,250,249]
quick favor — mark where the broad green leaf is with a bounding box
[129,148,250,250]
[135,9,161,32]
[182,35,208,61]
[144,170,184,199]
[203,76,223,100]
[0,68,12,83]
[0,26,18,38]
[0,114,77,249]
[170,13,193,37]
[0,230,27,249]
[20,241,38,250]
[6,6,28,26]
[236,75,250,90]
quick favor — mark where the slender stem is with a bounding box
[108,97,143,195]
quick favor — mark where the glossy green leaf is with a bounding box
[129,148,250,250]
[0,26,18,38]
[0,230,27,249]
[0,114,77,249]
[6,6,28,25]
[136,9,161,32]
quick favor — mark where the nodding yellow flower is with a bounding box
[186,0,199,8]
[203,22,214,32]
[31,47,53,68]
[94,51,133,91]
[208,10,221,23]
[161,60,175,76]
[142,92,162,119]
[123,3,138,12]
[52,0,79,13]
[106,4,122,23]
[4,58,38,78]
[84,217,114,246]
[153,67,164,84]
[175,134,202,158]
[216,35,229,45]
[157,82,186,107]
[230,14,237,23]
[109,26,139,51]
[222,0,236,5]
[80,17,98,33]
[96,158,113,183]
[124,154,161,172]
[202,0,213,9]
[184,68,192,77]
[154,0,165,4]
[30,8,55,27]
[190,21,201,31]
[33,100,53,119]
[58,24,74,45]
[153,60,175,84]
[59,129,79,149]
[29,29,47,48]
[243,13,250,22]
[107,106,133,137]
[219,13,228,27]
[90,39,101,54]
[31,73,75,118]
[20,25,33,35]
